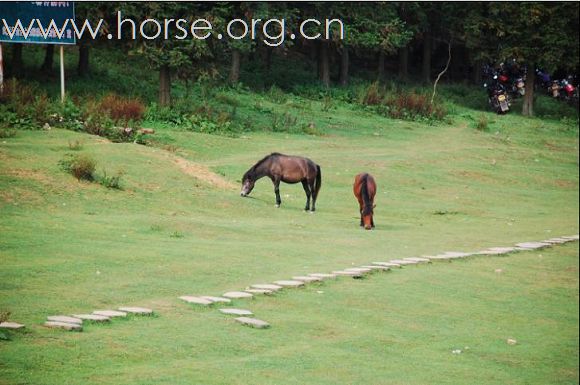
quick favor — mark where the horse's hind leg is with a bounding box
[273,178,282,207]
[308,179,316,212]
[301,180,311,211]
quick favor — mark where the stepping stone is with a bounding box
[561,235,579,240]
[488,247,517,253]
[0,322,25,330]
[361,265,390,271]
[344,267,373,273]
[44,321,82,331]
[515,242,551,249]
[47,316,83,325]
[373,262,402,268]
[308,273,337,279]
[200,296,231,304]
[219,308,253,316]
[93,310,127,318]
[442,252,472,258]
[404,257,431,263]
[245,289,274,295]
[428,254,454,260]
[273,280,305,288]
[292,276,323,282]
[476,250,505,255]
[389,259,419,265]
[332,270,364,277]
[223,291,253,299]
[234,317,270,329]
[118,307,154,315]
[72,314,110,322]
[543,238,569,244]
[250,284,283,291]
[179,296,213,305]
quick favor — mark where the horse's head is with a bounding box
[362,204,376,230]
[240,171,255,197]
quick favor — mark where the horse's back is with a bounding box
[353,173,376,199]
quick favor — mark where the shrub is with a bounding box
[379,91,447,122]
[59,154,96,181]
[98,170,123,189]
[267,85,287,104]
[361,81,383,106]
[96,93,145,127]
[475,114,489,131]
[68,140,83,150]
[0,127,17,138]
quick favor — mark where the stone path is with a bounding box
[177,233,578,331]
[38,305,154,333]
[18,233,577,336]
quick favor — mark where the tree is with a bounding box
[463,2,579,116]
[121,3,214,106]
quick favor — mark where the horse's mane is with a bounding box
[244,153,283,179]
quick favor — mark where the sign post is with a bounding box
[0,2,76,101]
[60,46,65,102]
[0,43,4,95]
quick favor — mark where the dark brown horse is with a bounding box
[241,153,322,211]
[353,173,377,230]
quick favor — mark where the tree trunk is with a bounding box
[41,45,54,72]
[78,43,90,77]
[264,47,272,73]
[422,31,431,83]
[159,65,171,106]
[522,65,535,116]
[11,44,23,78]
[398,45,408,80]
[310,41,318,75]
[377,51,385,80]
[472,59,482,85]
[339,45,349,86]
[319,40,330,87]
[229,49,241,83]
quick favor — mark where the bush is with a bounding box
[475,114,489,131]
[59,154,96,181]
[0,127,17,138]
[68,140,83,150]
[379,91,447,122]
[97,170,123,189]
[361,81,383,106]
[95,93,145,127]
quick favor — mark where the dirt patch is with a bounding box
[3,168,52,184]
[453,170,495,183]
[172,155,237,190]
[554,179,576,189]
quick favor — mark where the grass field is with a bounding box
[0,87,578,384]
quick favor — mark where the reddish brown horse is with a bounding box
[353,173,377,230]
[241,153,322,211]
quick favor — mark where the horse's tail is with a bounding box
[314,164,322,200]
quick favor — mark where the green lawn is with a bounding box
[0,96,578,384]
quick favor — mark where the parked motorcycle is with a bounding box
[513,77,526,97]
[484,76,510,114]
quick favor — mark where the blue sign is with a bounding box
[0,2,75,44]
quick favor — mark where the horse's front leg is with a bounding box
[273,178,282,208]
[301,180,311,211]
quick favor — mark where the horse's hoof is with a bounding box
[275,204,280,208]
